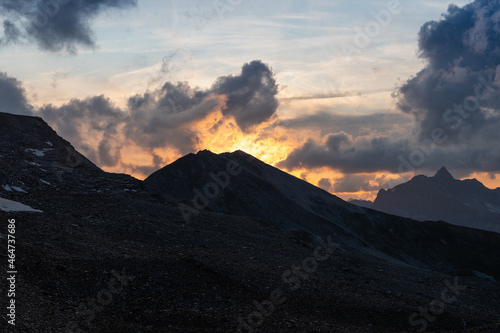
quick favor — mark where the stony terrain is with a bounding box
[1,112,500,332]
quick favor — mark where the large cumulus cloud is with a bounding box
[39,95,124,166]
[212,60,279,132]
[396,0,500,143]
[0,72,33,115]
[280,0,500,176]
[0,0,137,52]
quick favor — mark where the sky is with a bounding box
[1,0,499,201]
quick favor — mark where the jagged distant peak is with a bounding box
[434,166,455,180]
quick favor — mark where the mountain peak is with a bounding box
[434,166,454,180]
[196,149,215,156]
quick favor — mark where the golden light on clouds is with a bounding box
[101,111,300,181]
[96,110,413,203]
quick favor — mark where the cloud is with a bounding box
[280,0,500,176]
[280,88,393,101]
[317,178,333,192]
[39,95,124,166]
[318,174,412,194]
[51,69,70,88]
[0,72,33,115]
[280,111,414,138]
[332,174,384,193]
[212,60,279,132]
[125,81,224,154]
[396,0,500,143]
[277,132,413,174]
[0,20,21,45]
[0,0,137,53]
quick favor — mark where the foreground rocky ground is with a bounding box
[1,189,500,332]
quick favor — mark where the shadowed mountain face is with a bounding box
[372,167,500,233]
[348,198,373,209]
[0,112,142,198]
[2,112,500,332]
[145,151,500,280]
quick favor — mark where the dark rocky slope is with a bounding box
[145,150,500,280]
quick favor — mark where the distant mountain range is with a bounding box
[366,167,500,233]
[347,199,373,209]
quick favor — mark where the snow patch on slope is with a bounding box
[11,186,27,193]
[25,148,54,157]
[25,148,46,157]
[485,203,500,214]
[0,197,42,212]
[25,160,41,166]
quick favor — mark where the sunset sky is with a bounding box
[1,0,499,201]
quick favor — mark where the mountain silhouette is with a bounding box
[145,152,500,278]
[372,167,500,232]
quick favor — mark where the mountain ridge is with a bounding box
[372,167,500,232]
[145,150,500,279]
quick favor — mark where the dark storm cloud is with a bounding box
[0,72,33,115]
[124,81,222,154]
[396,0,500,143]
[0,0,137,53]
[212,60,279,132]
[0,20,21,45]
[277,133,413,174]
[39,95,124,166]
[280,0,500,176]
[278,129,500,176]
[97,139,121,167]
